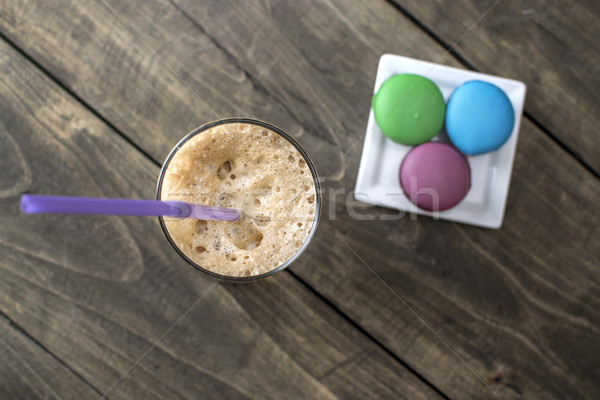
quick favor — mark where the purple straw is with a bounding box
[20,195,240,221]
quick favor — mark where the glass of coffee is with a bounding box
[156,118,321,281]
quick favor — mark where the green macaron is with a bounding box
[372,74,445,145]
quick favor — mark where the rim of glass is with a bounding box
[156,117,322,282]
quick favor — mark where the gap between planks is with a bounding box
[0,30,160,169]
[0,311,108,399]
[287,269,453,400]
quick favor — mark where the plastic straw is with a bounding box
[20,195,240,221]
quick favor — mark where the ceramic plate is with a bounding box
[354,54,526,228]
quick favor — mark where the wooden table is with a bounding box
[1,1,598,399]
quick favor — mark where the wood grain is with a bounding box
[0,0,598,399]
[0,314,100,399]
[303,116,600,399]
[0,36,443,399]
[389,0,600,174]
[0,0,345,180]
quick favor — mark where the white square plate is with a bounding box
[354,54,526,228]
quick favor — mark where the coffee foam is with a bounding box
[161,122,317,277]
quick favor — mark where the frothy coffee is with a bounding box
[159,121,318,277]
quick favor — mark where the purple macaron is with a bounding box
[400,142,471,211]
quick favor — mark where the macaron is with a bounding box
[372,74,445,145]
[445,80,515,155]
[400,142,471,212]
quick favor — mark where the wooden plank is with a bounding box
[0,38,444,399]
[0,314,100,400]
[0,0,598,399]
[388,0,600,174]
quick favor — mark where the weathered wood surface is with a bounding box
[389,0,600,174]
[0,39,443,400]
[0,0,343,178]
[0,0,598,399]
[0,315,101,399]
[309,117,600,399]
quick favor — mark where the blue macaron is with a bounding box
[445,80,515,155]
